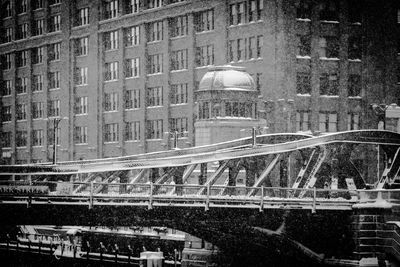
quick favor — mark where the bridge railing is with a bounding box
[357,189,400,204]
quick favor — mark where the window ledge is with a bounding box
[32,145,43,148]
[320,95,339,98]
[195,65,214,69]
[75,54,88,58]
[104,141,119,144]
[103,110,118,113]
[170,103,188,106]
[147,106,163,109]
[125,140,140,143]
[75,143,88,146]
[49,88,60,91]
[170,35,187,40]
[104,79,119,83]
[147,139,162,141]
[170,69,188,73]
[16,146,27,149]
[76,84,88,87]
[349,59,361,62]
[297,93,311,97]
[2,121,11,124]
[296,18,311,22]
[125,76,140,80]
[72,24,89,30]
[33,91,43,93]
[125,108,141,111]
[320,57,339,61]
[296,55,311,60]
[321,20,339,24]
[147,73,163,76]
[147,40,163,44]
[75,114,88,117]
[195,30,215,35]
[348,96,362,99]
[104,48,119,52]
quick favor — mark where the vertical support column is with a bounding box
[199,163,207,185]
[338,0,349,131]
[310,1,321,133]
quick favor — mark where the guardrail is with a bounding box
[0,181,398,210]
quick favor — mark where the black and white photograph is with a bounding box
[0,0,399,266]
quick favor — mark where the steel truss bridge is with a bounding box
[0,130,400,211]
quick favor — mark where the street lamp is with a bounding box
[45,117,68,164]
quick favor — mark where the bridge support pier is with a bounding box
[352,200,399,266]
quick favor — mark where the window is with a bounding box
[104,30,119,50]
[195,45,214,67]
[2,106,12,122]
[105,62,119,81]
[5,28,13,42]
[75,37,88,56]
[348,74,361,97]
[320,0,338,21]
[75,67,88,85]
[75,96,88,115]
[16,50,28,67]
[398,9,400,24]
[254,73,262,92]
[148,21,163,42]
[48,127,60,146]
[50,0,61,5]
[296,72,311,94]
[3,54,12,70]
[170,117,188,138]
[349,36,361,60]
[230,2,246,26]
[194,9,214,32]
[32,130,44,146]
[32,47,44,64]
[125,26,140,46]
[319,112,337,132]
[125,58,140,78]
[171,83,188,104]
[248,37,256,59]
[348,0,362,24]
[49,43,61,61]
[170,15,188,38]
[48,99,60,117]
[171,49,188,70]
[104,0,118,20]
[127,0,140,14]
[228,40,235,62]
[125,121,140,141]
[319,36,339,58]
[16,103,27,120]
[146,119,163,139]
[17,24,28,40]
[3,80,12,96]
[33,74,44,92]
[348,113,359,130]
[76,7,89,26]
[297,0,311,19]
[5,1,12,17]
[104,123,119,142]
[147,87,163,107]
[33,19,44,36]
[237,39,245,61]
[16,131,27,147]
[74,126,88,144]
[2,132,11,148]
[33,0,44,10]
[148,54,163,74]
[249,0,263,22]
[16,77,28,94]
[104,92,118,111]
[147,0,163,9]
[49,71,61,89]
[296,111,311,131]
[225,102,248,117]
[125,89,140,109]
[32,102,44,119]
[199,101,210,119]
[320,73,338,95]
[297,35,311,56]
[256,35,263,58]
[50,15,61,32]
[18,0,27,14]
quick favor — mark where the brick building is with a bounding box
[0,0,399,164]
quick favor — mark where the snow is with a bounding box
[321,20,339,24]
[320,57,339,61]
[296,18,311,22]
[353,199,392,209]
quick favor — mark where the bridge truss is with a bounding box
[0,130,400,210]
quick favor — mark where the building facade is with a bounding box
[0,0,399,164]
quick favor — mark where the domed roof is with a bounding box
[198,65,256,92]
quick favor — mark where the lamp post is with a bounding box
[46,117,68,165]
[370,103,388,130]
